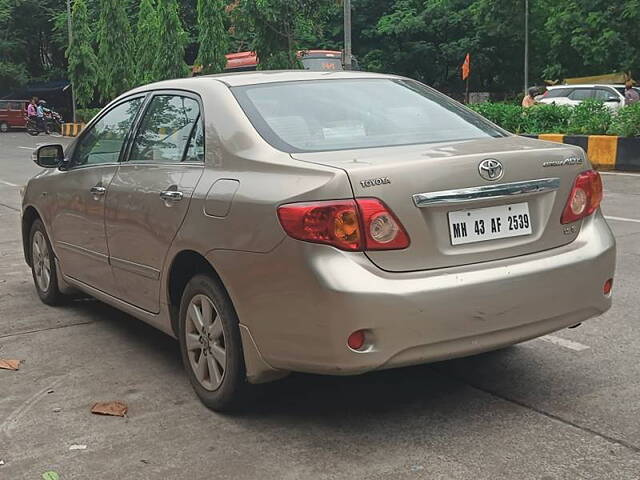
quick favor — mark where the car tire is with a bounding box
[29,219,63,305]
[0,122,8,132]
[178,274,249,412]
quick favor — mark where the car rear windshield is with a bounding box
[232,78,506,153]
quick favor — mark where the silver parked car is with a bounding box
[22,71,616,411]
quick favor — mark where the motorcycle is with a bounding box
[24,108,63,136]
[45,109,63,135]
[25,116,40,136]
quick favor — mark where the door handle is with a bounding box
[160,190,184,202]
[90,185,106,196]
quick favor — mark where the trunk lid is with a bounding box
[291,136,588,272]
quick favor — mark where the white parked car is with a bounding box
[538,84,636,111]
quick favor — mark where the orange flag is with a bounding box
[461,53,471,80]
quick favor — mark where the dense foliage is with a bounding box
[3,0,640,105]
[469,101,640,137]
[608,103,640,137]
[153,0,189,81]
[135,0,160,85]
[195,0,228,74]
[96,0,134,101]
[67,0,98,107]
[236,0,334,70]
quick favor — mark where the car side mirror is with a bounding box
[606,97,620,103]
[34,144,64,168]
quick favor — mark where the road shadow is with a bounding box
[58,295,581,425]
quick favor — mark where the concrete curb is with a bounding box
[525,134,640,171]
[61,122,85,137]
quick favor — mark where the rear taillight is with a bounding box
[561,170,603,224]
[277,198,410,251]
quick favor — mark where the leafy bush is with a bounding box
[468,102,524,133]
[75,108,101,123]
[469,99,640,136]
[608,102,640,137]
[565,99,612,135]
[521,103,572,134]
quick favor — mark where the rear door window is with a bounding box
[594,88,619,101]
[128,95,201,164]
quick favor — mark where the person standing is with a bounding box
[522,87,537,108]
[36,100,49,134]
[624,81,639,105]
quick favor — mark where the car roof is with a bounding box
[201,70,399,86]
[547,84,624,89]
[130,70,400,93]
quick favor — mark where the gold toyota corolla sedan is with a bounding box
[22,71,616,411]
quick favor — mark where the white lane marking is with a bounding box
[600,171,640,178]
[540,335,590,351]
[605,215,640,224]
[0,179,19,187]
[17,146,34,150]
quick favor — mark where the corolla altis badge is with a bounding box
[543,156,584,168]
[360,177,391,188]
[478,159,504,181]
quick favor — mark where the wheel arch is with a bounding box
[22,205,43,266]
[166,249,229,337]
[165,248,288,384]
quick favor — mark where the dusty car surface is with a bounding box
[22,71,616,411]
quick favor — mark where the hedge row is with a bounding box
[469,100,640,137]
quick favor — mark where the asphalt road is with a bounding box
[1,132,639,479]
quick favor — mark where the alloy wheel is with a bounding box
[185,294,227,391]
[32,231,51,292]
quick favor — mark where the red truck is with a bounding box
[0,99,29,132]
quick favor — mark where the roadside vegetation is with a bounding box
[469,100,640,137]
[3,1,640,109]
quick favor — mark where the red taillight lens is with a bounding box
[277,198,409,251]
[561,170,603,224]
[277,200,362,251]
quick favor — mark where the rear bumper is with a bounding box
[210,211,615,376]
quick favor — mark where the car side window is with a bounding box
[546,88,572,99]
[568,89,593,101]
[72,97,143,167]
[594,89,618,101]
[128,95,200,164]
[184,116,205,163]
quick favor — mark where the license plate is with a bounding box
[448,202,532,245]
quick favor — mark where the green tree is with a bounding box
[135,0,161,84]
[0,0,68,89]
[66,0,98,107]
[96,0,134,101]
[239,0,334,70]
[543,1,640,80]
[153,0,189,81]
[195,0,228,74]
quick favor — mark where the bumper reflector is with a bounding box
[347,330,366,350]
